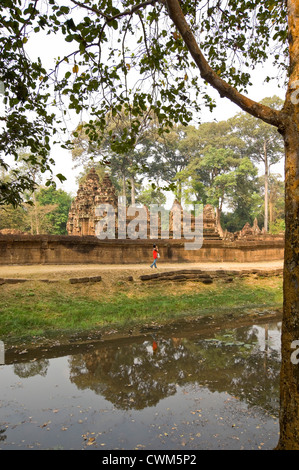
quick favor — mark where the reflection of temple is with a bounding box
[67,168,221,240]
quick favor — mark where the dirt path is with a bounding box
[0,260,284,281]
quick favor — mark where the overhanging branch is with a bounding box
[70,0,158,22]
[165,0,283,128]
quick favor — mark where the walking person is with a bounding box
[150,244,159,268]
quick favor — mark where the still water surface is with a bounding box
[0,315,281,450]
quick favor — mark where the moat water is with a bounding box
[0,313,281,450]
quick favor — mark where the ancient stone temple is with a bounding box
[67,169,118,236]
[168,200,221,240]
[202,204,222,240]
[67,168,221,240]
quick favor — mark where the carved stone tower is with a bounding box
[67,168,118,236]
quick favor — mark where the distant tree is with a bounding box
[137,185,167,206]
[26,200,58,235]
[0,153,72,234]
[35,187,72,235]
[145,125,199,202]
[178,120,258,234]
[229,96,284,232]
[0,195,59,235]
[268,174,285,234]
[0,203,29,232]
[76,162,107,187]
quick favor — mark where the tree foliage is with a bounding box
[137,184,166,206]
[228,96,285,230]
[0,1,61,205]
[0,185,72,234]
[0,0,288,206]
[35,186,72,234]
[178,120,259,230]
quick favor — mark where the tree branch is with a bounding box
[165,0,283,128]
[70,0,158,22]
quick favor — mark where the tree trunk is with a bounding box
[215,206,224,238]
[269,197,274,227]
[30,213,34,235]
[275,0,299,449]
[264,141,269,232]
[175,179,182,203]
[122,173,126,197]
[276,117,299,450]
[130,175,136,205]
[33,192,39,235]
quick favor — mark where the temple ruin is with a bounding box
[67,169,118,237]
[66,168,222,240]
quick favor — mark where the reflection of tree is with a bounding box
[192,323,281,416]
[68,322,281,415]
[13,359,49,378]
[69,338,204,410]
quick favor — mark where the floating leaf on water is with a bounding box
[40,421,51,428]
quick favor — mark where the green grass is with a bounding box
[0,276,283,341]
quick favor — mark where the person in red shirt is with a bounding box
[150,244,159,268]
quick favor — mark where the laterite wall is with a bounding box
[0,234,284,265]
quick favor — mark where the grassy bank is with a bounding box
[0,272,283,342]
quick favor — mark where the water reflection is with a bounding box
[0,317,281,450]
[64,322,281,414]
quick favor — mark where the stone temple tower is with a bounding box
[67,168,118,236]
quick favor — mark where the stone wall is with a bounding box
[0,234,284,265]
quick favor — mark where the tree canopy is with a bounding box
[0,0,288,206]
